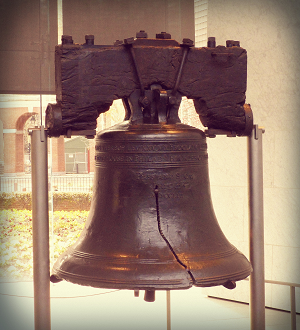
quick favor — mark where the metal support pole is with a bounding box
[166,290,171,330]
[248,125,265,330]
[290,286,296,330]
[31,127,51,330]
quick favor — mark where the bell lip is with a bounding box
[51,254,252,291]
[51,247,193,290]
[51,268,193,291]
[192,266,252,288]
[51,267,252,291]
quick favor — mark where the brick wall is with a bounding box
[0,106,66,174]
[51,136,65,173]
[3,134,16,173]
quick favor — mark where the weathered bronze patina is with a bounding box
[49,32,252,300]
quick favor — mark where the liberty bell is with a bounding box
[47,32,252,301]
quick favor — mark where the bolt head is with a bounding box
[139,96,150,108]
[136,30,148,38]
[156,32,171,39]
[85,35,94,45]
[114,40,123,46]
[61,35,73,45]
[182,38,194,47]
[207,37,216,48]
[123,37,135,45]
[142,97,150,106]
[226,40,234,47]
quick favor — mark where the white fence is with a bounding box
[0,174,94,193]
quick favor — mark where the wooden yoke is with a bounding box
[46,32,252,137]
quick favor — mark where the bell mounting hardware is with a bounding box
[47,31,253,302]
[46,32,252,138]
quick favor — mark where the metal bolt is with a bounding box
[50,274,63,283]
[223,280,236,289]
[85,35,94,45]
[114,40,123,46]
[156,32,171,39]
[207,37,216,48]
[61,35,73,45]
[123,37,135,45]
[226,40,234,47]
[136,30,148,38]
[139,96,150,108]
[182,38,194,47]
[144,290,155,302]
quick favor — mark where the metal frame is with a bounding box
[31,125,268,330]
[248,125,265,330]
[30,127,51,330]
[243,278,299,330]
[167,290,171,330]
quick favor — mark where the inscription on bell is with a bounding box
[95,140,208,167]
[95,153,207,164]
[95,141,206,152]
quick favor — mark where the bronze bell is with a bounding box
[51,86,252,296]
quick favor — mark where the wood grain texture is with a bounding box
[53,39,248,133]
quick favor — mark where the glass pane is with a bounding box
[0,94,55,281]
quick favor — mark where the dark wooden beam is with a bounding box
[47,36,250,136]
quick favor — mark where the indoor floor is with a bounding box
[1,281,299,330]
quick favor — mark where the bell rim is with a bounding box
[52,246,252,290]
